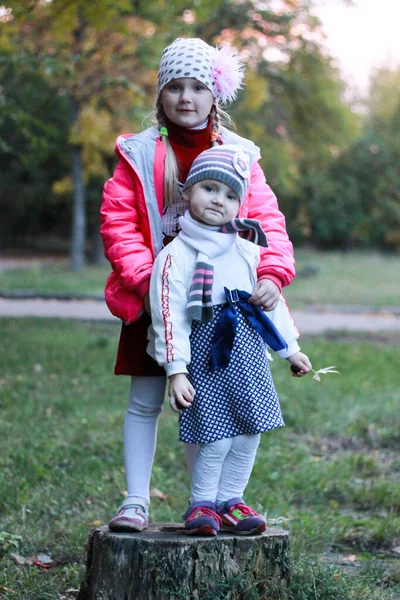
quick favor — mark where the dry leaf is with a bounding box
[150,488,169,501]
[10,553,27,566]
[31,552,54,568]
[343,554,358,563]
[58,589,80,600]
[89,520,102,527]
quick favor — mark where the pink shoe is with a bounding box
[183,501,222,536]
[217,497,266,535]
[109,497,149,532]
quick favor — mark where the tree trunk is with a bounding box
[70,16,86,272]
[91,209,107,266]
[70,142,86,271]
[78,523,290,600]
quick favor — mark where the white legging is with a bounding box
[124,376,260,504]
[124,376,165,501]
[190,434,261,504]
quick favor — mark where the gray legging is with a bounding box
[124,376,166,502]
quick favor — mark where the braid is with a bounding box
[155,98,179,206]
[210,103,235,146]
[210,104,220,147]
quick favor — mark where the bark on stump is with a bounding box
[78,523,290,600]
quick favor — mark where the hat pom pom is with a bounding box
[212,46,245,104]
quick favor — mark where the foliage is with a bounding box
[0,54,72,247]
[311,65,400,250]
[0,0,399,255]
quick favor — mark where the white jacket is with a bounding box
[147,232,300,377]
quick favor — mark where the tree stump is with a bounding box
[78,523,290,600]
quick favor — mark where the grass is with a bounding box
[285,249,400,308]
[1,250,400,308]
[0,264,108,296]
[0,318,399,599]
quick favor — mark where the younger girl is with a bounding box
[148,145,311,536]
[101,37,296,532]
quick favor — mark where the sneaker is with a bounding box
[217,497,266,535]
[108,497,149,533]
[183,501,222,537]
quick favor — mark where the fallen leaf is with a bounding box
[10,553,27,566]
[150,488,169,501]
[58,589,80,600]
[343,554,358,563]
[89,520,102,527]
[31,552,54,568]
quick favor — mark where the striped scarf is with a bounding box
[178,212,268,323]
[221,218,267,246]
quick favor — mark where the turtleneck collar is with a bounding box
[166,115,212,149]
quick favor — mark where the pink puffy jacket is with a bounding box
[100,127,295,324]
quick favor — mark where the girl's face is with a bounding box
[160,78,214,128]
[188,180,240,226]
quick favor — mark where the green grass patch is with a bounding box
[0,319,399,599]
[285,249,400,308]
[0,264,109,296]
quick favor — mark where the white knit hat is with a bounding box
[157,38,245,105]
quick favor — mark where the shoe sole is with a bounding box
[221,522,266,536]
[185,524,218,536]
[108,521,148,533]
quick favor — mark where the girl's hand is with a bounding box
[287,352,312,377]
[249,279,280,311]
[168,374,196,412]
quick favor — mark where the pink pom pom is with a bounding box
[212,46,245,104]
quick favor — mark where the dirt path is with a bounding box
[1,297,400,335]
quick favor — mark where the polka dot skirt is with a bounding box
[179,304,285,444]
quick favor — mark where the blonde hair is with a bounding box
[154,98,234,206]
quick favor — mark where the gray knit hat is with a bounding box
[182,145,251,203]
[157,38,245,104]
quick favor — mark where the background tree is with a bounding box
[3,0,159,269]
[325,66,400,249]
[1,0,398,260]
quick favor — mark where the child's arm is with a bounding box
[148,245,193,377]
[149,248,197,411]
[100,162,153,315]
[264,295,301,359]
[264,296,312,376]
[245,163,296,295]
